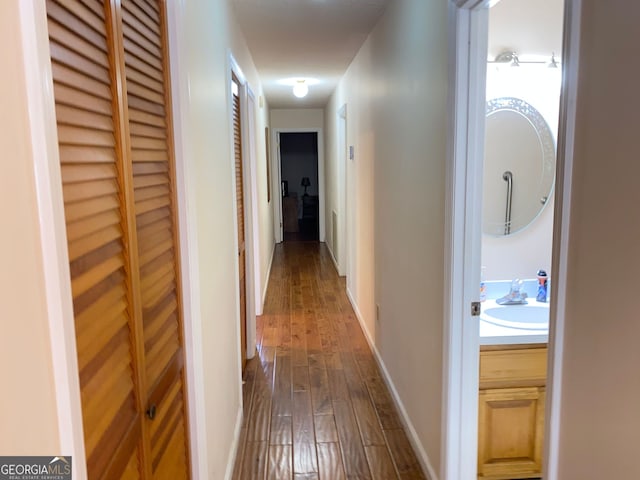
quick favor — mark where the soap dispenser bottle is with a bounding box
[536,269,548,302]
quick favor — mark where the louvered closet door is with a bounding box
[232,80,247,370]
[47,1,146,478]
[120,1,190,478]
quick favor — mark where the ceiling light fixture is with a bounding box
[293,80,309,98]
[277,78,320,98]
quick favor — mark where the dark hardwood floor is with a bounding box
[232,241,427,479]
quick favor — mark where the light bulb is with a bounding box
[293,81,308,98]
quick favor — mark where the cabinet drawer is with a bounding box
[479,346,547,389]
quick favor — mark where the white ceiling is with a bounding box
[489,0,564,62]
[232,0,391,108]
[232,0,564,109]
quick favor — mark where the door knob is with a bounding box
[146,404,157,420]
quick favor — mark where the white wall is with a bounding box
[0,1,61,456]
[325,0,448,475]
[482,0,563,282]
[0,1,272,477]
[271,108,324,130]
[171,1,272,477]
[229,9,275,305]
[481,65,561,281]
[557,1,640,478]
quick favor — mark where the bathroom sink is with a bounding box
[481,304,549,330]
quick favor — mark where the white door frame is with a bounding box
[243,87,261,352]
[272,128,326,243]
[337,104,348,277]
[18,1,87,475]
[442,3,488,478]
[443,0,580,478]
[544,1,582,477]
[166,2,209,476]
[229,54,259,361]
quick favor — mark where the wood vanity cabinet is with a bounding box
[478,344,548,479]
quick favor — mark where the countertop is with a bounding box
[479,298,549,345]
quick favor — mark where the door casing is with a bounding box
[272,128,326,244]
[443,0,581,479]
[230,55,260,363]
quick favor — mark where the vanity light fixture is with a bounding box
[293,80,309,98]
[494,51,520,67]
[489,51,561,68]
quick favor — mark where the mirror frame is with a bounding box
[483,97,556,236]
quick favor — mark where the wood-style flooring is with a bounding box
[232,241,427,479]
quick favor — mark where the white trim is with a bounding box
[272,130,283,243]
[544,1,581,478]
[445,0,578,478]
[247,85,264,318]
[19,2,86,475]
[229,52,258,366]
[443,2,489,478]
[166,2,209,477]
[327,241,340,273]
[261,244,276,309]
[337,104,348,277]
[224,406,244,480]
[346,288,438,480]
[243,87,259,355]
[273,128,326,243]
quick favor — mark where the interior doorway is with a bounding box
[475,1,564,478]
[444,0,577,479]
[279,132,320,242]
[232,74,248,370]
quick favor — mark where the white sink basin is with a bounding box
[481,304,549,330]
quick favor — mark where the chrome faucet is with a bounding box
[496,278,528,305]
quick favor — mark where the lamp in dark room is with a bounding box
[301,177,311,196]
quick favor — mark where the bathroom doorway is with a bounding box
[279,132,320,242]
[444,0,578,478]
[476,1,564,478]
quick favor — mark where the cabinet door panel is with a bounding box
[478,387,545,479]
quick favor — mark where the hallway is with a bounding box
[232,242,427,479]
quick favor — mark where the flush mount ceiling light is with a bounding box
[293,80,309,98]
[277,77,320,99]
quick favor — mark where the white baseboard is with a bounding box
[260,243,275,314]
[224,406,244,480]
[327,242,340,273]
[345,288,439,480]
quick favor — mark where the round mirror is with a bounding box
[482,97,556,236]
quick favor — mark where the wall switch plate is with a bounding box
[349,145,354,160]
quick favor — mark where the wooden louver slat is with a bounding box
[232,78,247,371]
[47,0,190,478]
[121,0,190,477]
[46,0,144,478]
